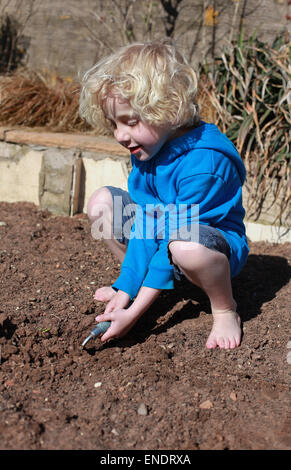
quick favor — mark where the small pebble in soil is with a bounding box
[229,392,237,401]
[137,403,148,415]
[199,400,213,409]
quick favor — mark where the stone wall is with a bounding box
[0,128,130,216]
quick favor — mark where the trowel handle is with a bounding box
[82,321,111,348]
[91,321,111,337]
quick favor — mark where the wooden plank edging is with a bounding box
[0,127,129,156]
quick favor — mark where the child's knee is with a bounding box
[169,240,200,265]
[87,187,113,222]
[169,240,227,271]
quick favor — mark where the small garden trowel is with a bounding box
[81,321,111,348]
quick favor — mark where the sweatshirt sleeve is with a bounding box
[111,213,159,299]
[141,238,174,290]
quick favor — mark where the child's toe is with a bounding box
[217,337,226,349]
[229,337,237,348]
[205,335,217,349]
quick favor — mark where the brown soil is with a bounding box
[0,202,290,450]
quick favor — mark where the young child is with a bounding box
[79,40,249,349]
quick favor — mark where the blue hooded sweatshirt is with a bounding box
[112,121,249,299]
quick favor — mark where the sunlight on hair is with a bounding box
[79,40,200,131]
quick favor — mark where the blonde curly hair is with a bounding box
[79,40,200,131]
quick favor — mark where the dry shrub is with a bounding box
[0,69,111,135]
[196,81,218,124]
[198,32,291,226]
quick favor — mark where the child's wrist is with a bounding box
[117,290,130,299]
[127,303,144,320]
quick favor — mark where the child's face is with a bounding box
[104,95,173,161]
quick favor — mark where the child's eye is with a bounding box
[127,118,139,126]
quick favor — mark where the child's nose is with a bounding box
[114,125,130,146]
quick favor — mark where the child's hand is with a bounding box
[95,308,137,342]
[103,290,130,314]
[95,287,161,342]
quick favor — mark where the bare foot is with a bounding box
[206,304,241,349]
[94,286,116,302]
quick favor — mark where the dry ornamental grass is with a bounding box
[0,69,110,135]
[199,32,290,226]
